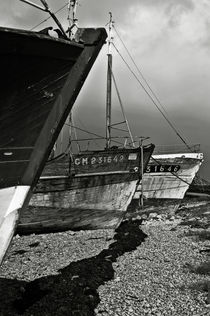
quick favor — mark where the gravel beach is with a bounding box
[0,197,210,316]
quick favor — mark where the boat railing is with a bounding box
[69,136,150,153]
[153,143,201,154]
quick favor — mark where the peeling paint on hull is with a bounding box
[18,178,137,233]
[18,145,155,233]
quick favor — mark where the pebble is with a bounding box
[0,202,209,315]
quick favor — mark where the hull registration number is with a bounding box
[146,165,180,173]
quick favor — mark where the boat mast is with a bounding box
[67,1,79,154]
[106,12,113,149]
[67,0,79,39]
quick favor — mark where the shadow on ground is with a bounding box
[184,229,210,242]
[178,200,210,229]
[0,219,147,316]
[181,260,210,304]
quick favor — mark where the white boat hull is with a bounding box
[133,153,203,213]
[0,186,30,264]
[134,153,203,199]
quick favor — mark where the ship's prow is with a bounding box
[0,186,30,262]
[132,150,203,214]
[0,25,107,264]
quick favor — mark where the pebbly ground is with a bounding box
[0,197,210,316]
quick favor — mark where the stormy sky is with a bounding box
[1,0,210,180]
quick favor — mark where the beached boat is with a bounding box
[0,1,107,264]
[132,151,203,214]
[17,145,154,233]
[17,13,155,234]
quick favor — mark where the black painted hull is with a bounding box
[0,27,107,189]
[0,26,107,263]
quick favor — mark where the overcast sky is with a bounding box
[1,0,210,180]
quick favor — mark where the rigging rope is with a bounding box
[150,156,193,186]
[64,123,134,148]
[108,60,135,147]
[75,117,102,149]
[30,2,68,31]
[111,28,201,185]
[112,36,192,152]
[113,25,168,117]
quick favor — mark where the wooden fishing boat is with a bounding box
[132,151,203,214]
[17,145,154,233]
[0,1,107,264]
[17,13,155,234]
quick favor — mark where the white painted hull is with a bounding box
[0,186,30,264]
[134,153,203,200]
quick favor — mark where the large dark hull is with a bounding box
[0,26,107,263]
[17,144,154,233]
[0,27,107,189]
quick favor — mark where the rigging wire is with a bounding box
[111,31,200,185]
[109,63,135,147]
[69,113,81,153]
[113,24,168,117]
[150,156,193,186]
[112,42,192,152]
[64,123,135,148]
[30,2,68,31]
[75,117,102,149]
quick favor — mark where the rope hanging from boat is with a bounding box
[112,26,192,152]
[150,156,192,186]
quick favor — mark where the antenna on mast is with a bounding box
[106,12,114,148]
